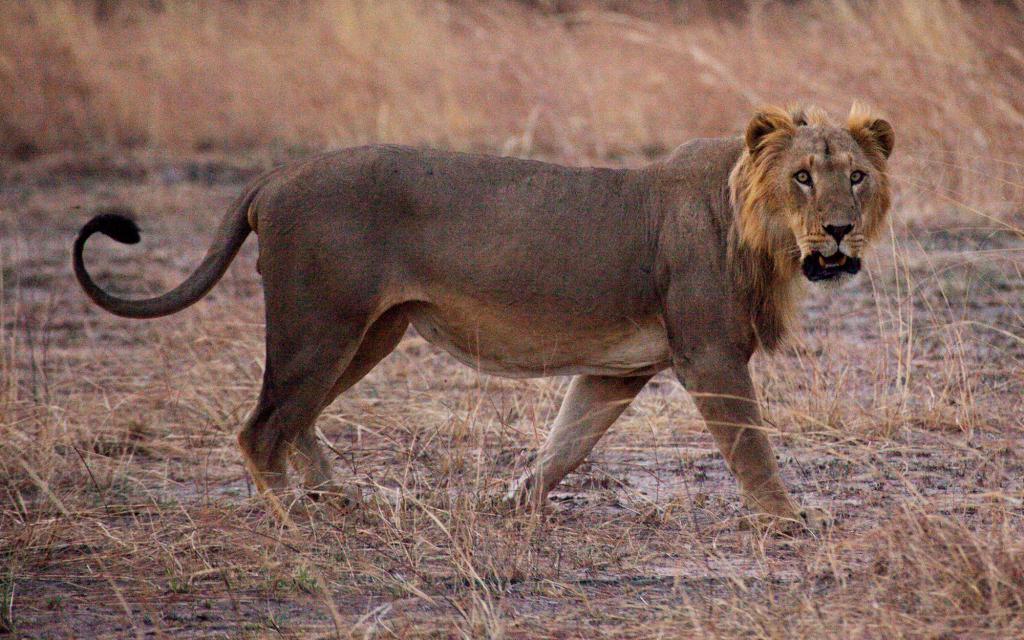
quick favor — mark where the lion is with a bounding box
[73,104,894,528]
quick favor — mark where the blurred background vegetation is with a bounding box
[2,0,1023,219]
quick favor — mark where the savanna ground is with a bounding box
[3,1,1024,638]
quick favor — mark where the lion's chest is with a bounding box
[406,302,671,378]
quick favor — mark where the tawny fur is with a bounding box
[73,104,894,528]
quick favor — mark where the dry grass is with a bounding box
[2,0,1024,638]
[3,0,1024,217]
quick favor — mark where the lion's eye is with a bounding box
[794,170,813,186]
[850,170,866,185]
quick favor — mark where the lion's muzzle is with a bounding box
[801,250,861,282]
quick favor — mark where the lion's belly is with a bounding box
[405,303,671,378]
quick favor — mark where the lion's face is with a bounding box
[731,104,894,285]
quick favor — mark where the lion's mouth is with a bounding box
[801,251,861,282]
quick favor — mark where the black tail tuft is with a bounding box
[81,212,141,244]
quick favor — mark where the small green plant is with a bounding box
[291,565,319,595]
[0,567,14,634]
[167,571,190,594]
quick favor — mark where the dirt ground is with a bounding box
[2,152,1024,638]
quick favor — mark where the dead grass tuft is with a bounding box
[865,508,1024,627]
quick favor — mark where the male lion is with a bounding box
[73,104,893,527]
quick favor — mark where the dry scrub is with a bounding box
[3,0,1024,217]
[2,1,1024,638]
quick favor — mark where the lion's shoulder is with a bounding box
[659,137,744,171]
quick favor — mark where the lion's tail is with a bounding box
[72,177,265,319]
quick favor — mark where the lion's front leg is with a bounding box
[675,349,813,526]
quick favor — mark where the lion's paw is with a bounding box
[797,506,832,532]
[305,484,362,515]
[491,481,546,515]
[740,506,833,536]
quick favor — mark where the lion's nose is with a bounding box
[824,224,853,244]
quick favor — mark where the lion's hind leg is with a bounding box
[238,313,370,514]
[292,306,410,508]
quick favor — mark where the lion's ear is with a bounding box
[864,118,895,159]
[745,107,796,154]
[848,104,895,159]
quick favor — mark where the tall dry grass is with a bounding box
[2,1,1024,637]
[3,0,1024,220]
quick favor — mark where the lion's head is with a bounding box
[729,103,894,285]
